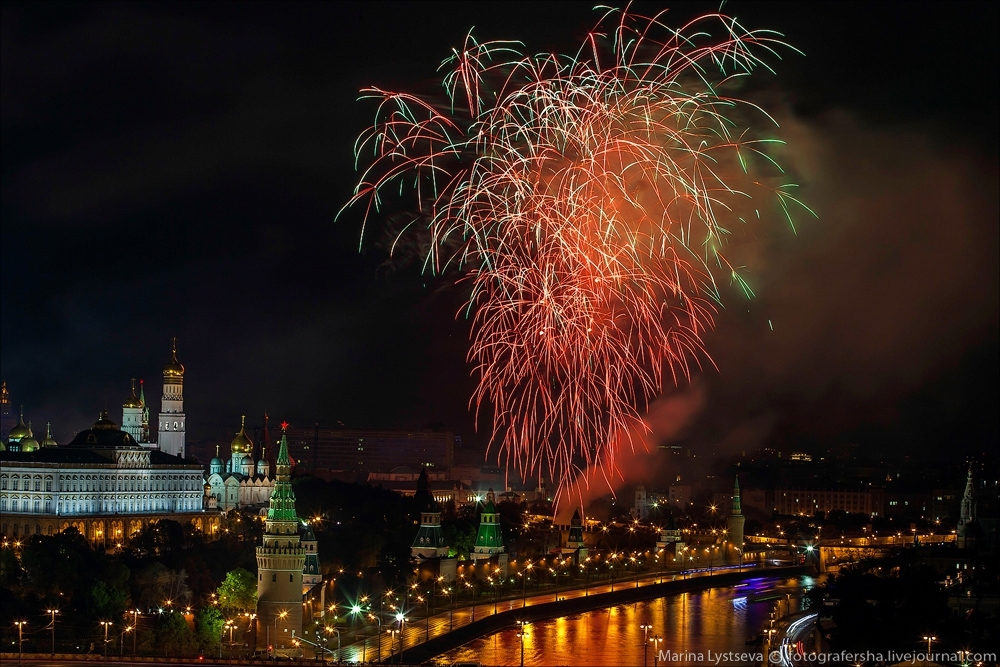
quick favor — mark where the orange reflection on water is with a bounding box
[435,576,812,666]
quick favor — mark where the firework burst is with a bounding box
[343,8,814,502]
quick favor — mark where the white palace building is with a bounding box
[0,341,220,545]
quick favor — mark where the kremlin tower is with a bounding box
[726,476,746,562]
[256,425,305,653]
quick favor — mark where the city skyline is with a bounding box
[2,2,997,465]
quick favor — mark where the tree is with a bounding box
[132,563,191,611]
[216,568,257,616]
[195,605,224,653]
[0,545,22,589]
[156,610,197,657]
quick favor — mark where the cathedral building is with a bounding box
[205,414,275,510]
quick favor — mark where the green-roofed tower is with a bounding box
[473,489,504,555]
[256,424,305,653]
[470,489,509,576]
[411,500,448,559]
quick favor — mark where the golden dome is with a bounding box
[20,435,40,452]
[93,409,119,430]
[123,378,143,409]
[230,415,254,454]
[7,406,30,441]
[41,422,57,448]
[163,337,185,378]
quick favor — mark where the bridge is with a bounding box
[314,563,810,664]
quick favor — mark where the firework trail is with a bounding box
[343,8,814,503]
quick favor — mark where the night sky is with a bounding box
[2,2,997,464]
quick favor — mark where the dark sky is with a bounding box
[2,1,997,463]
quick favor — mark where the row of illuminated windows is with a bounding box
[0,496,198,514]
[1,473,202,493]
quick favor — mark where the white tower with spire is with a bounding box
[122,378,144,442]
[158,338,186,458]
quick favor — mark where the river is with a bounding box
[433,575,817,666]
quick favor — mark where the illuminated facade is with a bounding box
[773,487,882,517]
[256,427,305,653]
[0,411,217,545]
[205,415,275,510]
[157,338,186,458]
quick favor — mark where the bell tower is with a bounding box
[158,338,186,458]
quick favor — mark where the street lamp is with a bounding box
[640,624,651,667]
[923,635,937,658]
[650,635,663,667]
[417,595,429,641]
[225,620,236,661]
[395,612,405,663]
[45,609,59,656]
[131,610,141,656]
[244,612,257,654]
[522,562,534,607]
[100,621,112,659]
[367,612,382,662]
[14,621,26,667]
[444,586,455,630]
[324,626,340,662]
[120,626,133,656]
[388,629,400,663]
[273,610,289,653]
[516,620,529,667]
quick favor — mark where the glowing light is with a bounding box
[345,8,811,498]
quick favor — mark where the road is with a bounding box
[332,565,759,663]
[772,612,819,667]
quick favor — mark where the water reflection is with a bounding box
[435,576,814,666]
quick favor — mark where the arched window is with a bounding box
[272,573,277,582]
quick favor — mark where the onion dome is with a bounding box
[93,409,118,430]
[210,444,224,475]
[230,415,253,454]
[20,421,40,452]
[163,337,185,378]
[123,378,143,408]
[8,405,31,442]
[41,422,57,448]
